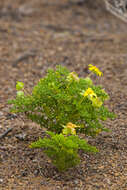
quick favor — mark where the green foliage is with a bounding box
[8,65,116,171]
[30,131,98,171]
[16,91,24,97]
[8,65,115,136]
[16,81,24,91]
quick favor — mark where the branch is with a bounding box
[104,0,127,23]
[0,128,13,139]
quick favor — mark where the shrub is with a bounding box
[8,65,115,136]
[8,65,115,171]
[30,131,98,172]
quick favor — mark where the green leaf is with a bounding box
[84,77,93,86]
[16,81,24,91]
[16,91,24,97]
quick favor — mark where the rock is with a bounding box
[73,179,79,185]
[32,159,38,163]
[18,4,35,16]
[56,186,61,189]
[103,178,111,184]
[21,169,28,177]
[0,178,3,183]
[34,169,39,176]
[0,112,3,117]
[40,181,48,185]
[6,113,17,120]
[15,133,27,140]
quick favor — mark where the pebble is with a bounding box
[56,186,61,189]
[15,133,27,140]
[0,178,3,183]
[32,159,38,163]
[74,187,79,190]
[73,179,79,185]
[6,113,17,120]
[19,4,35,16]
[21,170,28,177]
[34,169,39,176]
[40,181,48,185]
[0,112,3,117]
[103,178,111,184]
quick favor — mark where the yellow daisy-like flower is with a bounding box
[88,64,103,77]
[82,88,102,108]
[66,122,79,129]
[83,88,97,98]
[62,122,80,135]
[67,72,79,82]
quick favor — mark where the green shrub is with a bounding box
[8,65,115,171]
[8,65,115,136]
[30,131,98,172]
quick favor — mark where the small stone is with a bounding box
[21,170,28,177]
[34,169,39,176]
[114,173,119,177]
[0,179,3,183]
[73,179,79,185]
[19,4,35,16]
[98,165,104,169]
[103,178,111,184]
[56,186,61,189]
[0,112,3,117]
[6,113,17,120]
[32,159,38,163]
[15,133,27,140]
[74,187,79,190]
[40,181,48,185]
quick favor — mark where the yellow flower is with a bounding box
[62,122,80,135]
[66,122,79,129]
[67,72,79,82]
[82,88,102,108]
[88,64,103,77]
[83,88,97,98]
[94,129,102,136]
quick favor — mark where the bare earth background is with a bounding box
[0,0,127,189]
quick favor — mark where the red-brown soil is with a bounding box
[0,0,127,189]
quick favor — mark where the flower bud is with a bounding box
[16,82,24,91]
[17,91,24,97]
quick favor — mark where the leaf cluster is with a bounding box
[30,131,98,171]
[8,65,116,171]
[8,65,115,136]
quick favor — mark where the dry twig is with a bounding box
[0,128,13,139]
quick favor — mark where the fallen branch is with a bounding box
[13,50,37,67]
[0,128,13,139]
[104,0,127,23]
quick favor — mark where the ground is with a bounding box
[0,0,127,189]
